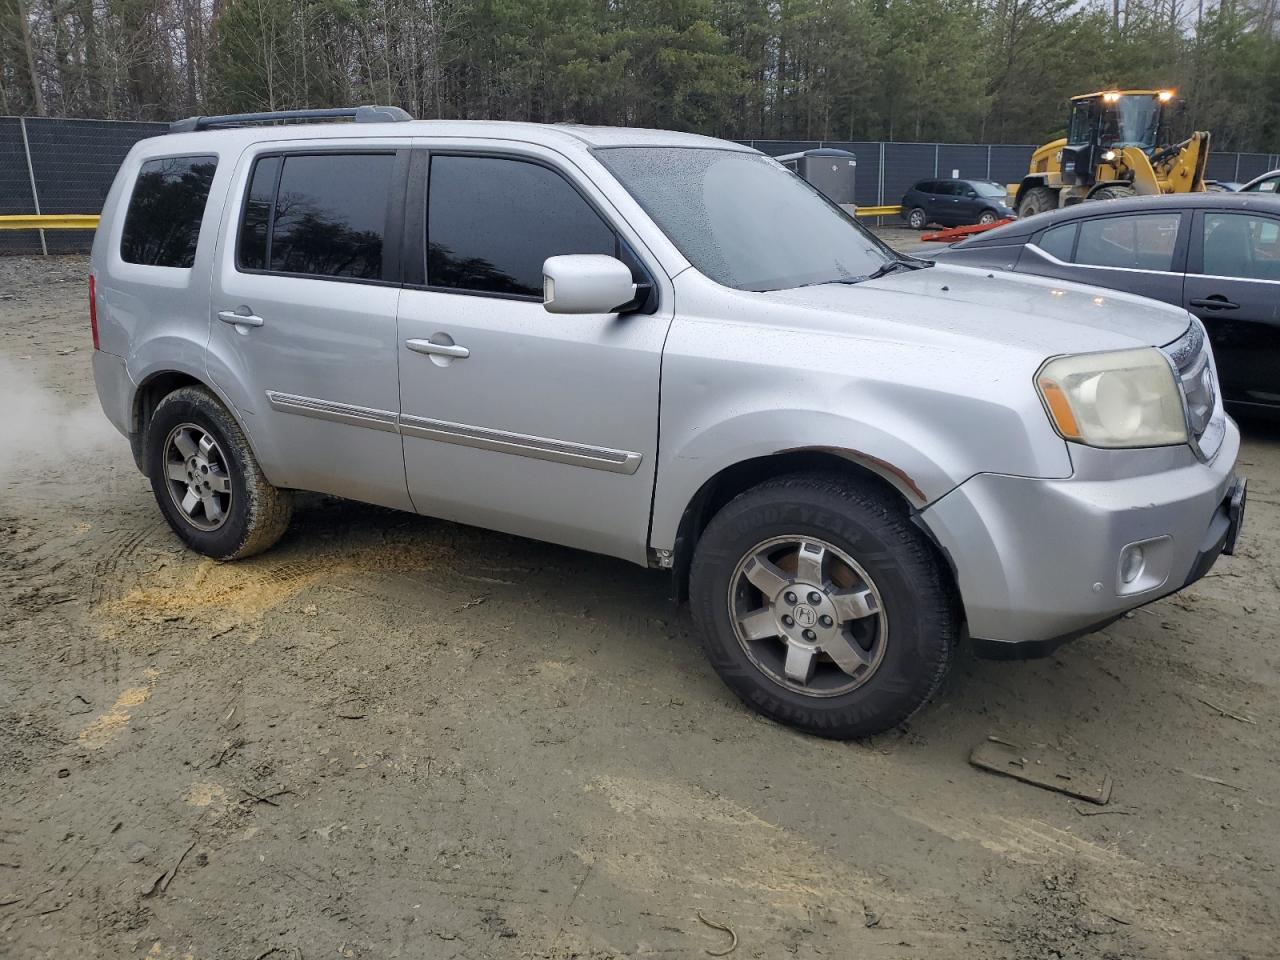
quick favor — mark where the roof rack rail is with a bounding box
[169,105,411,133]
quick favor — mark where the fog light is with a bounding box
[1119,544,1145,584]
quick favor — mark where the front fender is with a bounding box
[649,400,1071,553]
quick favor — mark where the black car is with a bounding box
[931,192,1280,416]
[900,178,1016,230]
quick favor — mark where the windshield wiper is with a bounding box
[868,257,932,280]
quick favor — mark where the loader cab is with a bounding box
[1061,91,1172,185]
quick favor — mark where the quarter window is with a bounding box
[1201,213,1280,281]
[120,155,217,267]
[1037,223,1077,261]
[236,153,393,281]
[427,156,616,297]
[1074,213,1181,271]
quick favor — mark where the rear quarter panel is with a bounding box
[91,135,243,418]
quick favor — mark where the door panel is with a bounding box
[1185,210,1280,408]
[1017,211,1188,307]
[207,146,413,510]
[396,148,673,563]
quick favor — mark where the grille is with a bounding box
[1165,319,1224,460]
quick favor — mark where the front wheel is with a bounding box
[978,210,999,225]
[689,474,958,738]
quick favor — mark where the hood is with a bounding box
[752,262,1190,357]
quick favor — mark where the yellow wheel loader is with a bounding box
[1013,90,1211,219]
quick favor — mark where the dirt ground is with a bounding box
[1,253,1278,960]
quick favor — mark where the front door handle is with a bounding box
[1189,296,1239,311]
[406,338,470,359]
[218,309,265,327]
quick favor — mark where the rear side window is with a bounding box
[427,155,615,297]
[237,153,394,281]
[120,155,217,267]
[1037,223,1077,261]
[1074,213,1181,271]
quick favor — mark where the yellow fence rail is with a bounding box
[854,205,902,218]
[0,214,100,230]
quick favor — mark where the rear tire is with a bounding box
[907,207,928,230]
[689,473,958,739]
[146,385,292,560]
[1017,186,1057,219]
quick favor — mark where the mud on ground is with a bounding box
[1,255,1278,959]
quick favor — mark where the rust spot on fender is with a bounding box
[775,446,927,504]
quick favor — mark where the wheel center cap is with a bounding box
[793,603,818,628]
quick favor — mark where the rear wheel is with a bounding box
[689,474,958,738]
[1089,184,1136,202]
[1017,186,1058,219]
[146,385,292,560]
[907,207,928,230]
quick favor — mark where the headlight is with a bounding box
[1036,348,1187,448]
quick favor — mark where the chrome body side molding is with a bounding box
[399,414,643,475]
[266,391,642,474]
[265,391,399,433]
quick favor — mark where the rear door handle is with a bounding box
[218,310,265,327]
[1189,296,1239,311]
[405,338,469,359]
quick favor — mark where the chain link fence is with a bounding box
[3,117,1278,254]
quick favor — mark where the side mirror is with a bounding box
[966,189,978,198]
[542,255,637,315]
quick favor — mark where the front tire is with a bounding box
[146,385,292,560]
[978,209,999,225]
[689,474,957,738]
[1017,185,1057,219]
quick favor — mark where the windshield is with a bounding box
[597,147,894,292]
[1103,95,1161,149]
[972,181,1007,198]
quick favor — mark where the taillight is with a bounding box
[89,274,99,350]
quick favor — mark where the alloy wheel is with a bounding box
[163,423,233,531]
[727,536,888,697]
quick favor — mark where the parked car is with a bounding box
[92,108,1245,738]
[1239,169,1279,194]
[1205,180,1242,192]
[931,192,1280,417]
[900,178,1017,229]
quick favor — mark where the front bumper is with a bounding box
[920,421,1243,658]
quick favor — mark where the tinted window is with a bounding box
[1038,223,1077,260]
[1243,175,1278,194]
[268,154,393,280]
[934,181,960,196]
[1202,213,1280,281]
[428,156,615,297]
[915,180,938,194]
[237,156,281,271]
[600,147,893,292]
[1075,213,1181,271]
[120,155,217,267]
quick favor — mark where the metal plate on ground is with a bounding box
[969,738,1113,805]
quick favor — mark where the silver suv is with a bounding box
[91,107,1247,738]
